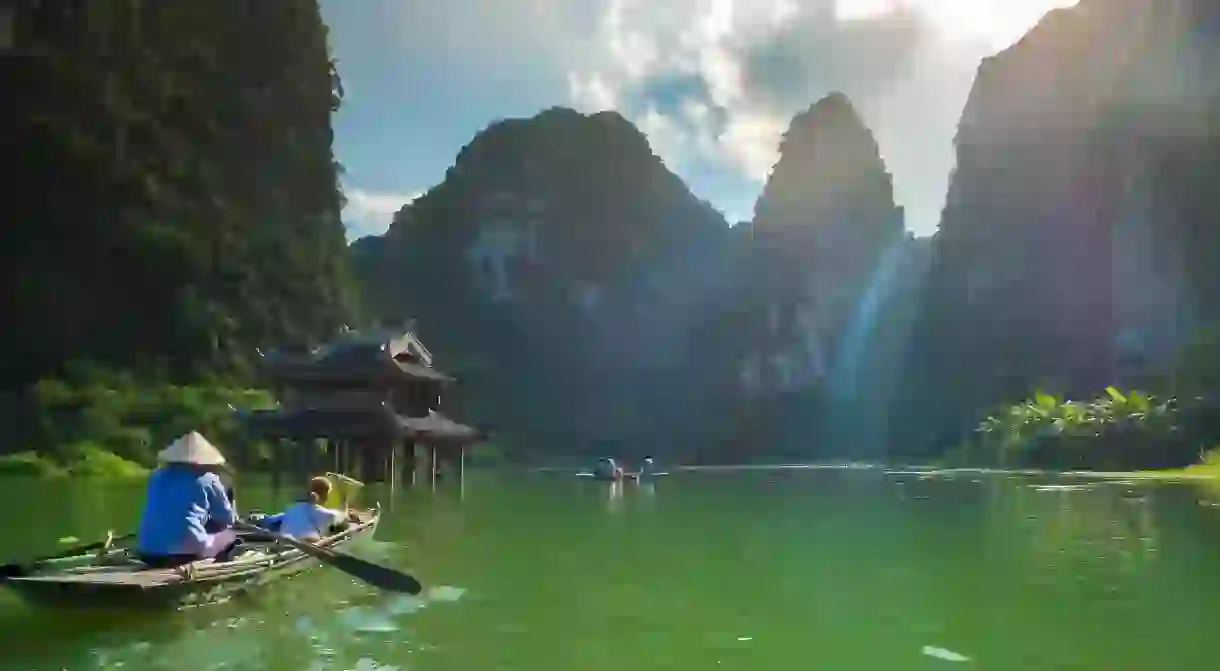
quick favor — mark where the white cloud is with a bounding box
[343,188,420,239]
[565,0,1076,234]
[324,0,1076,235]
[568,72,619,111]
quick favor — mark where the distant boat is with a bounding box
[576,457,668,481]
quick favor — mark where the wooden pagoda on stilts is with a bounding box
[238,325,484,490]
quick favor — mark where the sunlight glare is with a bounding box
[835,0,1081,50]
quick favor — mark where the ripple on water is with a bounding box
[349,658,400,671]
[386,594,427,615]
[285,583,470,652]
[426,585,467,602]
[338,605,401,634]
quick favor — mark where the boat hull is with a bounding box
[2,509,381,610]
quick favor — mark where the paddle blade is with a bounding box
[234,520,421,595]
[325,550,422,595]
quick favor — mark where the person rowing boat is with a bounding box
[135,432,240,568]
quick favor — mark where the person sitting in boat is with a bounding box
[256,476,352,542]
[136,431,239,567]
[639,456,656,478]
[593,457,624,480]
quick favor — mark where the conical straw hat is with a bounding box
[157,431,227,466]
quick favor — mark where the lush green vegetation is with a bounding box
[953,387,1210,471]
[2,1,356,473]
[0,364,275,478]
[6,1,356,390]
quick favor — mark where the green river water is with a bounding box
[3,467,1220,670]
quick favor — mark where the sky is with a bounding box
[323,0,1078,240]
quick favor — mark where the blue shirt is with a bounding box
[136,465,236,555]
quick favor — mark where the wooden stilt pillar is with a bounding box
[389,443,397,491]
[430,445,437,490]
[400,440,416,486]
[459,445,466,500]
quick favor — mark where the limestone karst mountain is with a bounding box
[706,93,923,460]
[351,107,733,454]
[895,0,1220,454]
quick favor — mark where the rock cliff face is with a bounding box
[897,0,1220,452]
[741,93,905,395]
[352,108,732,454]
[705,93,921,459]
[354,97,929,460]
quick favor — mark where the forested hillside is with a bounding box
[1,1,356,472]
[3,0,357,390]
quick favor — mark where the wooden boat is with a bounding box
[0,507,380,610]
[576,470,669,482]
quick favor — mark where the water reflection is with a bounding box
[607,480,624,513]
[57,580,470,670]
[1022,483,1159,591]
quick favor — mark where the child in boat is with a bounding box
[259,476,352,542]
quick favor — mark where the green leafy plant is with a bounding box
[8,364,277,477]
[959,387,1194,470]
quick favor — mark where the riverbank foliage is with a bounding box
[953,387,1211,471]
[2,1,357,475]
[0,364,275,478]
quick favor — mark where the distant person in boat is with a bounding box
[257,476,351,542]
[136,431,239,567]
[594,457,624,480]
[639,456,656,478]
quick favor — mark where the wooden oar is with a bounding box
[0,530,134,579]
[234,520,421,595]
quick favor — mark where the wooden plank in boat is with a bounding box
[12,571,180,587]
